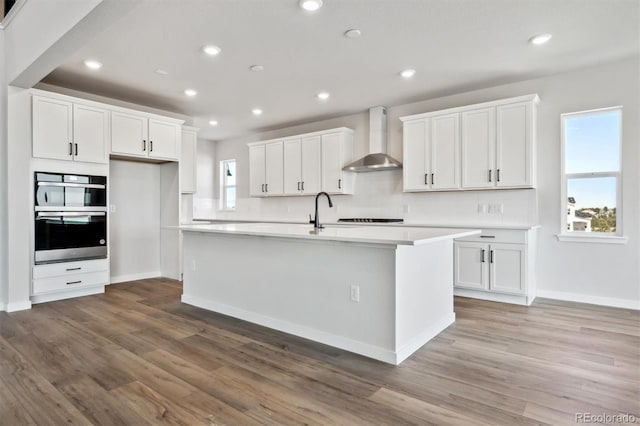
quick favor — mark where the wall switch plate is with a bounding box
[477,203,487,214]
[350,284,360,302]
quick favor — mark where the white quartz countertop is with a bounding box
[180,223,481,246]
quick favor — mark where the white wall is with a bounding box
[109,160,161,282]
[212,57,639,307]
[0,29,7,309]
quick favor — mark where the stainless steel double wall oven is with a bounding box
[34,172,108,264]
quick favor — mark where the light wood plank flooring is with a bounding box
[0,278,638,425]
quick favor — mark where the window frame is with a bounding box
[558,106,626,244]
[219,159,237,212]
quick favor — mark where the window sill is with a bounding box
[556,234,628,245]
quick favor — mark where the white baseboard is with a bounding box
[182,294,401,364]
[110,271,162,284]
[31,286,104,304]
[6,300,32,312]
[536,290,640,310]
[454,288,534,306]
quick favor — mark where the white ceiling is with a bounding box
[42,0,639,141]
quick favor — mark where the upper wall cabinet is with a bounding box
[179,126,198,193]
[111,112,181,161]
[32,95,109,164]
[401,94,539,192]
[248,128,354,197]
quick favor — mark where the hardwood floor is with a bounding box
[0,278,638,425]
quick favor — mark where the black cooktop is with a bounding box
[338,218,404,223]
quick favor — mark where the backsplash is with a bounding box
[195,170,538,226]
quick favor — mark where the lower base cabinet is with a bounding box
[454,228,536,305]
[32,258,109,303]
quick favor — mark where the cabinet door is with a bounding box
[403,119,430,191]
[454,242,489,290]
[72,104,109,164]
[321,133,344,193]
[431,113,460,190]
[249,145,266,197]
[496,102,532,188]
[283,139,302,195]
[149,119,180,160]
[461,107,495,189]
[180,130,197,193]
[489,243,525,294]
[32,96,73,161]
[301,135,321,194]
[111,111,148,157]
[265,142,283,195]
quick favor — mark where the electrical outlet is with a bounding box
[191,259,197,271]
[477,203,487,214]
[350,284,360,302]
[498,204,504,214]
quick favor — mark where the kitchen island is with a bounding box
[180,223,479,364]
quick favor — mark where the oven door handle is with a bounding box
[36,211,106,219]
[37,182,106,189]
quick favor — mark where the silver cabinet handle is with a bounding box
[424,174,428,185]
[150,140,153,152]
[261,184,265,192]
[488,169,492,182]
[431,173,434,185]
[37,182,106,189]
[497,169,500,182]
[490,250,494,263]
[143,140,146,151]
[481,249,485,263]
[297,182,300,191]
[74,143,78,156]
[65,267,82,271]
[69,142,73,156]
[338,179,342,189]
[265,183,268,192]
[66,281,82,285]
[301,182,304,191]
[37,211,105,218]
[480,235,495,239]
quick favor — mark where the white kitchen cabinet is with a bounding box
[149,119,181,160]
[454,242,488,290]
[111,111,148,157]
[32,96,109,164]
[72,104,109,164]
[32,258,109,298]
[401,94,538,192]
[249,128,353,197]
[283,136,321,195]
[461,107,495,189]
[496,101,533,188]
[179,126,198,193]
[321,131,354,194]
[403,119,430,191]
[249,142,283,196]
[454,227,537,305]
[111,112,181,161]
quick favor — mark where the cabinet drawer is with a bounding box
[33,270,109,295]
[33,258,109,279]
[455,229,526,244]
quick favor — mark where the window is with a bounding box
[560,107,623,242]
[220,159,236,211]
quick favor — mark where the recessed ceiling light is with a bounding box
[529,34,552,45]
[155,68,169,75]
[317,92,330,100]
[202,45,222,56]
[84,59,102,70]
[400,69,416,78]
[184,89,197,97]
[299,0,322,11]
[344,29,361,39]
[252,108,263,116]
[209,120,219,126]
[249,65,264,72]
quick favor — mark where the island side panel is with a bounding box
[182,231,398,363]
[394,239,455,364]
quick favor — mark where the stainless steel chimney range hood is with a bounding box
[343,106,402,172]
